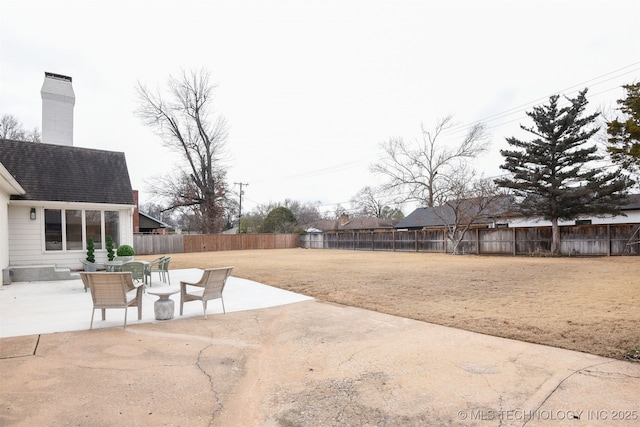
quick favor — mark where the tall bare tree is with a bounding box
[136,69,229,233]
[371,115,490,207]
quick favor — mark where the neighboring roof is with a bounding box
[622,193,640,210]
[0,139,134,205]
[310,216,398,232]
[395,206,448,229]
[397,194,640,229]
[139,212,172,229]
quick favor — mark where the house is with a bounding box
[138,211,173,234]
[132,190,173,234]
[0,72,135,282]
[309,213,398,232]
[0,139,135,280]
[396,194,640,230]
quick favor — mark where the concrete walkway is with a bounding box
[1,270,638,426]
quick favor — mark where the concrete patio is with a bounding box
[0,268,313,338]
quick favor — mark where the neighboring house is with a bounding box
[138,211,173,234]
[309,213,398,232]
[131,189,173,234]
[0,139,135,276]
[396,194,640,230]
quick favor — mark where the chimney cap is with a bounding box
[44,72,72,82]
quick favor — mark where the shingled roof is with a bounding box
[0,139,134,205]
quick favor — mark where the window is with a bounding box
[42,208,120,252]
[45,209,62,251]
[86,210,103,250]
[65,210,83,250]
[575,219,592,225]
[105,211,120,247]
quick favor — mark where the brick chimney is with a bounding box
[41,72,75,146]
[339,212,350,226]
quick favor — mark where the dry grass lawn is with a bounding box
[138,249,640,360]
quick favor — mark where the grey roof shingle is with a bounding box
[0,139,134,205]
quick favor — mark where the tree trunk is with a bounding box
[551,217,560,255]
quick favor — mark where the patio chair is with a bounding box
[120,261,147,286]
[161,257,172,285]
[180,266,233,319]
[80,272,143,329]
[145,256,167,286]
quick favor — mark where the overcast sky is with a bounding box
[1,0,639,216]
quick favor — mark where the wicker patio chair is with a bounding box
[180,267,233,319]
[145,256,169,286]
[120,261,147,286]
[80,272,143,329]
[161,257,172,285]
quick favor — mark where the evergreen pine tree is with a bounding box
[607,82,640,181]
[495,89,632,254]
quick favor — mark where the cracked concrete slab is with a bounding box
[0,335,39,359]
[1,300,638,426]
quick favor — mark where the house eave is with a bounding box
[0,163,26,195]
[9,199,135,210]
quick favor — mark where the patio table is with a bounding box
[147,287,179,320]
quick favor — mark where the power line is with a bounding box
[441,62,640,138]
[238,62,640,211]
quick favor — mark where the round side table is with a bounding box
[147,287,179,320]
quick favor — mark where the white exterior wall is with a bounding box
[8,201,134,271]
[0,192,10,270]
[1,165,25,271]
[504,210,640,228]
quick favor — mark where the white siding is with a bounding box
[506,210,640,228]
[8,202,133,271]
[0,192,10,270]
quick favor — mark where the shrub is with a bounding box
[106,236,115,261]
[86,236,95,263]
[116,244,135,257]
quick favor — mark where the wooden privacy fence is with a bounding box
[133,233,300,255]
[300,223,640,256]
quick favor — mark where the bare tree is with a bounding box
[371,115,490,207]
[434,164,511,254]
[136,69,229,233]
[1,114,40,142]
[351,186,404,219]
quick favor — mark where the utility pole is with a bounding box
[235,182,249,232]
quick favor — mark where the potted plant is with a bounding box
[116,244,135,262]
[106,235,115,261]
[84,236,97,271]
